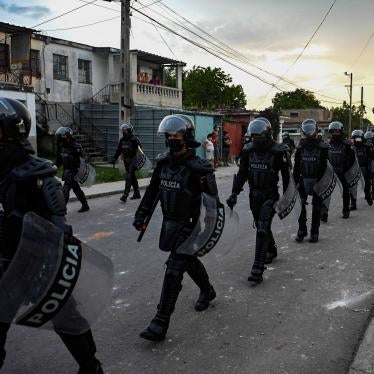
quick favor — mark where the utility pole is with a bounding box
[345,72,353,135]
[103,0,131,125]
[360,86,364,130]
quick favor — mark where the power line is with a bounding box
[32,0,99,28]
[77,0,120,13]
[351,30,374,68]
[136,0,164,10]
[151,20,178,59]
[40,15,120,32]
[261,0,338,103]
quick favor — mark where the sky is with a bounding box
[1,0,373,122]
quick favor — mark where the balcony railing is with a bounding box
[0,68,32,87]
[136,82,180,98]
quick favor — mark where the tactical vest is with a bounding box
[59,144,79,170]
[353,144,367,166]
[121,137,137,158]
[300,146,321,178]
[159,163,197,220]
[328,143,346,175]
[247,150,277,190]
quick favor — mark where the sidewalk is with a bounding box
[70,164,238,202]
[349,316,374,374]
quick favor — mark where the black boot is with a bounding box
[296,202,308,242]
[265,243,278,264]
[296,227,308,242]
[366,195,373,206]
[130,191,141,200]
[195,286,216,312]
[350,198,357,211]
[78,203,90,213]
[342,210,350,219]
[248,233,268,283]
[120,193,128,203]
[139,313,170,342]
[140,261,183,341]
[309,204,321,243]
[78,359,103,374]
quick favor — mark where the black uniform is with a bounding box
[327,137,355,216]
[55,137,89,210]
[282,137,295,156]
[112,134,141,200]
[293,138,329,241]
[0,143,101,373]
[352,141,373,205]
[134,150,217,340]
[231,140,290,281]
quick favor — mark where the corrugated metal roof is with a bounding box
[131,49,186,66]
[0,22,36,34]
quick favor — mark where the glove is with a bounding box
[226,193,237,209]
[133,216,146,231]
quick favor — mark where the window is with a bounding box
[53,54,68,80]
[78,59,91,84]
[30,49,41,77]
[0,44,9,72]
[290,112,299,118]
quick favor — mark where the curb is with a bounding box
[349,317,374,374]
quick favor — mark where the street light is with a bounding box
[345,72,353,135]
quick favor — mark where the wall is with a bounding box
[0,89,37,152]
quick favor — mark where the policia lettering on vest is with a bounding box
[133,114,220,342]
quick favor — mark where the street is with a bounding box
[4,174,374,374]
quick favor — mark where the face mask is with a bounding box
[167,139,185,152]
[355,138,362,143]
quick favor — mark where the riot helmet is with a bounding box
[301,119,318,139]
[352,129,364,143]
[364,131,374,144]
[158,114,200,152]
[247,118,272,147]
[55,126,73,137]
[119,123,133,137]
[328,121,344,134]
[0,97,31,143]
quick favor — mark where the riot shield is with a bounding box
[134,146,152,172]
[176,193,225,257]
[0,212,113,335]
[274,171,301,220]
[314,161,338,200]
[74,158,96,187]
[345,158,361,188]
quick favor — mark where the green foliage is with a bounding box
[272,89,323,112]
[330,101,372,133]
[163,66,176,88]
[182,66,246,110]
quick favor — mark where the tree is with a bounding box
[272,89,323,112]
[331,101,372,133]
[182,66,246,110]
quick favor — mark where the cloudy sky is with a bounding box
[1,0,373,121]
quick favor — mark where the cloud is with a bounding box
[0,1,50,19]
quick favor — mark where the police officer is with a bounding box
[282,132,295,156]
[112,123,141,203]
[55,127,89,213]
[351,129,373,209]
[226,118,290,283]
[293,119,329,243]
[323,121,355,220]
[133,114,217,341]
[0,98,102,373]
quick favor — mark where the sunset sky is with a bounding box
[1,0,373,122]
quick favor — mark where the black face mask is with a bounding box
[167,139,185,153]
[0,142,28,179]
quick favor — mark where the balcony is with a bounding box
[133,82,182,108]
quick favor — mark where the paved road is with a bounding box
[4,175,374,374]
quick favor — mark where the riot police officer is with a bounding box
[55,127,90,213]
[282,132,295,156]
[133,114,218,341]
[226,118,290,283]
[112,123,141,203]
[324,121,355,219]
[0,98,102,373]
[351,129,373,209]
[293,119,329,243]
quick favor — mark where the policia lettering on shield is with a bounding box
[0,98,104,374]
[133,114,223,341]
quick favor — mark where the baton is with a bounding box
[137,192,160,242]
